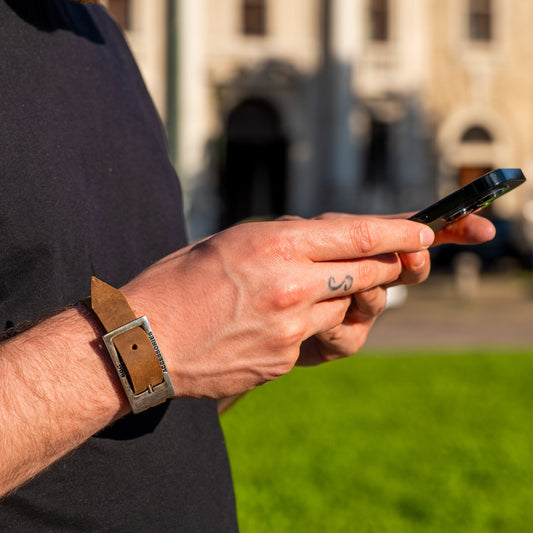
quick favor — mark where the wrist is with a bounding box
[72,303,132,418]
[86,277,175,413]
[120,275,182,391]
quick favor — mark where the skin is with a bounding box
[120,214,495,396]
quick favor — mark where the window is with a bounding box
[107,0,131,31]
[369,0,389,41]
[469,0,492,41]
[242,0,267,36]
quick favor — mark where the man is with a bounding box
[0,0,495,530]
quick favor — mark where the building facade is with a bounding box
[109,0,533,253]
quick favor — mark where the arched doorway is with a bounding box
[437,109,512,194]
[219,98,288,229]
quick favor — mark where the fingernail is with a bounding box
[420,227,435,248]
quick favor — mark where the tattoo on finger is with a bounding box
[328,275,354,292]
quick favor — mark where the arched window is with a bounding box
[369,0,389,41]
[461,125,493,142]
[469,0,492,41]
[242,0,267,36]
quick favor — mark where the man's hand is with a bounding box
[123,215,440,399]
[297,213,495,366]
[0,213,495,496]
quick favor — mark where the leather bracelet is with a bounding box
[85,277,175,413]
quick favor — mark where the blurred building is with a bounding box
[107,0,533,247]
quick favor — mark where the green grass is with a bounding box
[221,350,533,532]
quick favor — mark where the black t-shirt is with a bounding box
[0,1,238,530]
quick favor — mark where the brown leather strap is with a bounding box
[89,277,164,395]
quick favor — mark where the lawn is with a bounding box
[221,350,533,532]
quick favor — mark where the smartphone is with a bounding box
[409,168,526,232]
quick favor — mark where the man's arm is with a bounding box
[0,305,128,497]
[0,214,495,496]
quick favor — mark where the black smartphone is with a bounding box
[409,168,526,232]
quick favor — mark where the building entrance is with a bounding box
[219,98,288,229]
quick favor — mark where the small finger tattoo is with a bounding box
[328,275,354,292]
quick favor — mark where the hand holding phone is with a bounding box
[409,168,526,232]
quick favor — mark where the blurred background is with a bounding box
[107,0,533,256]
[102,1,533,531]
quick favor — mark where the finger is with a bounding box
[311,253,403,302]
[385,251,430,288]
[346,287,388,322]
[304,292,384,362]
[302,320,374,363]
[432,213,496,245]
[383,212,495,246]
[307,296,353,335]
[294,217,434,261]
[305,286,388,339]
[399,250,428,271]
[394,249,431,286]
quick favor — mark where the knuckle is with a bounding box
[268,282,305,310]
[361,287,387,315]
[276,319,306,349]
[374,295,388,315]
[355,259,376,288]
[259,349,299,383]
[276,356,297,378]
[389,255,402,280]
[350,220,377,255]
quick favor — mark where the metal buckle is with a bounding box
[103,316,175,414]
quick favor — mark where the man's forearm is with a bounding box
[0,305,129,497]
